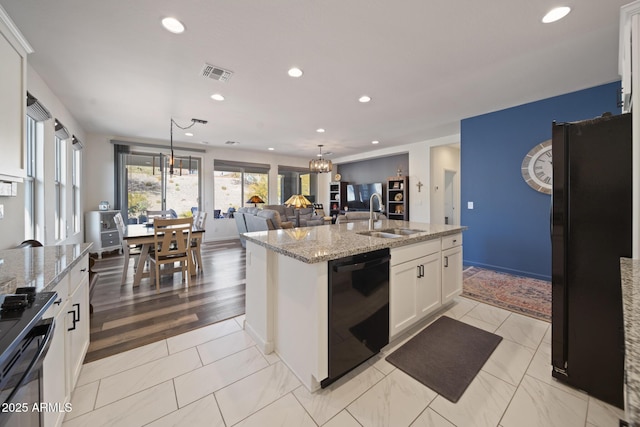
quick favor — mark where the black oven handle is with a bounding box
[333,256,391,273]
[4,318,55,404]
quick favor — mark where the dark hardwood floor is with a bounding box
[86,239,245,363]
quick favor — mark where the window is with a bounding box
[114,143,203,222]
[277,167,317,204]
[214,160,269,213]
[24,116,37,240]
[72,149,81,233]
[54,136,66,240]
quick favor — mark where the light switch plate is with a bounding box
[467,201,474,209]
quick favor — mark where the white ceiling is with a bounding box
[0,0,629,160]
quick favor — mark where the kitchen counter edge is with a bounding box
[243,221,467,264]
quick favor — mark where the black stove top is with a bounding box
[0,289,57,368]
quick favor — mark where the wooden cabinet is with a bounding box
[441,233,463,304]
[387,176,408,220]
[85,210,121,258]
[42,254,89,427]
[390,240,441,339]
[329,181,348,219]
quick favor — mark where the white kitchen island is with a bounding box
[242,219,466,392]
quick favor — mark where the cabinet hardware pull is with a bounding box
[67,303,81,331]
[420,265,425,277]
[444,256,449,268]
[417,265,422,278]
[453,239,457,243]
[54,298,62,306]
[80,268,87,272]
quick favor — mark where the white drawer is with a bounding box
[69,255,89,294]
[441,233,462,250]
[391,239,441,266]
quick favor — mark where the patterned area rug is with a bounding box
[462,267,551,322]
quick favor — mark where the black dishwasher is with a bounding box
[322,248,390,388]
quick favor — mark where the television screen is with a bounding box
[346,183,383,211]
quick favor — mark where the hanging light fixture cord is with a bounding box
[169,118,208,175]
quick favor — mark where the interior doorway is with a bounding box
[444,169,456,224]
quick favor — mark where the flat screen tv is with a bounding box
[346,183,383,211]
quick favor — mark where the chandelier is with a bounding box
[309,144,332,173]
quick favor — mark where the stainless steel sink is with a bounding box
[356,231,403,238]
[356,228,425,238]
[383,228,424,235]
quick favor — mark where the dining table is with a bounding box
[122,223,205,287]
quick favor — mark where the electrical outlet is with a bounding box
[0,204,4,219]
[467,201,474,210]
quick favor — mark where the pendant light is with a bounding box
[309,144,332,173]
[169,118,208,175]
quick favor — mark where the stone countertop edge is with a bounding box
[0,243,94,295]
[621,257,640,426]
[242,220,467,264]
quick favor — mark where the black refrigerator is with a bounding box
[551,112,632,409]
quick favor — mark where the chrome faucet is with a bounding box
[369,192,383,230]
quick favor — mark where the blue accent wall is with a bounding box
[460,82,621,280]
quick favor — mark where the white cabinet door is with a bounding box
[416,253,442,317]
[42,298,69,427]
[66,275,90,391]
[0,30,24,177]
[390,259,419,339]
[442,246,463,304]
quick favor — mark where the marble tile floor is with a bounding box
[63,297,626,427]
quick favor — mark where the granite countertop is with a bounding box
[0,243,93,295]
[621,257,640,426]
[242,219,466,263]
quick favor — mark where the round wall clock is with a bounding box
[334,173,341,181]
[521,139,552,195]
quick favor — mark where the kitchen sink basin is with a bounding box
[383,228,424,235]
[356,228,425,238]
[357,231,403,238]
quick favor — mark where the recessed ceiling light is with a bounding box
[211,93,225,101]
[288,67,303,78]
[316,128,325,133]
[268,147,275,151]
[359,95,371,103]
[161,17,185,34]
[542,6,571,23]
[185,132,193,137]
[371,140,379,144]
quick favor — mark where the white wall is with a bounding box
[0,62,86,249]
[27,66,86,246]
[430,145,461,225]
[332,134,460,224]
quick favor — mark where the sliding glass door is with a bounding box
[115,146,201,222]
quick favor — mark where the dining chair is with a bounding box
[149,217,193,291]
[114,212,143,285]
[191,211,207,271]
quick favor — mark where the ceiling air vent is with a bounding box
[225,141,240,146]
[201,63,233,82]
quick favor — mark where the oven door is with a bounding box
[0,318,55,427]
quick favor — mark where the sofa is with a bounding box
[263,204,324,227]
[335,211,387,224]
[235,207,294,247]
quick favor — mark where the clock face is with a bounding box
[334,173,341,182]
[521,140,552,194]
